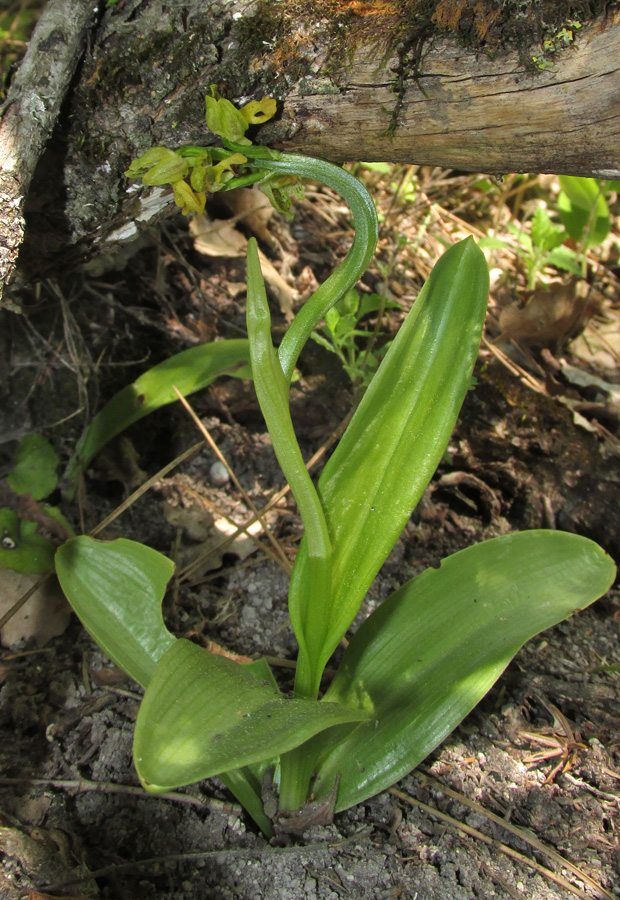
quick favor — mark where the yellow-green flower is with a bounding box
[172,180,206,216]
[124,147,188,185]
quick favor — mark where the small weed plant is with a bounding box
[480,175,620,289]
[5,92,615,836]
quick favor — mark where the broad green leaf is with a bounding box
[311,531,615,812]
[134,639,368,791]
[62,340,251,498]
[55,536,175,688]
[221,655,279,836]
[0,509,56,574]
[9,434,59,500]
[289,237,489,694]
[558,176,610,248]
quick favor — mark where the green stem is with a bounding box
[243,149,378,813]
[246,239,333,676]
[239,151,378,383]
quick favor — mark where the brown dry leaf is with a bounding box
[275,775,340,835]
[0,571,71,650]
[569,302,620,372]
[218,186,274,244]
[497,278,601,347]
[190,214,247,258]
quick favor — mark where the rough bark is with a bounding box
[0,0,97,302]
[3,0,620,297]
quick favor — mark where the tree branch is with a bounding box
[3,0,619,293]
[0,0,97,301]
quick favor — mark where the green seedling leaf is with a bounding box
[312,530,616,812]
[543,246,583,276]
[9,434,59,500]
[134,639,368,792]
[55,536,175,688]
[333,314,358,339]
[339,288,360,317]
[289,237,489,694]
[310,332,340,354]
[530,206,565,253]
[0,508,56,574]
[324,306,340,334]
[558,176,610,248]
[477,236,511,251]
[63,340,251,498]
[506,224,533,255]
[357,293,400,317]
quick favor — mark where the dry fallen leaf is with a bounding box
[496,278,602,347]
[190,214,247,258]
[0,570,71,650]
[217,186,275,245]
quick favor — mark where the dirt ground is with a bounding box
[1,170,619,900]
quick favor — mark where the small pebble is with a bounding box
[209,461,230,486]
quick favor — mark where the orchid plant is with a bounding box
[53,92,615,837]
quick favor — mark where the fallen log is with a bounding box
[1,0,619,300]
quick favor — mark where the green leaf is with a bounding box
[476,236,510,251]
[339,288,360,317]
[506,224,533,255]
[9,434,59,500]
[309,332,339,354]
[133,639,368,792]
[0,508,56,574]
[289,237,489,694]
[558,176,610,248]
[530,206,565,253]
[312,531,616,812]
[55,536,175,688]
[543,246,583,276]
[324,307,341,334]
[63,340,251,499]
[357,293,400,317]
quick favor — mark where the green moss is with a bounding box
[228,0,617,146]
[231,1,618,78]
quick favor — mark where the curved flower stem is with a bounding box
[246,153,379,383]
